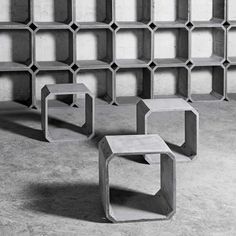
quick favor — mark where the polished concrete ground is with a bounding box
[0,100,235,235]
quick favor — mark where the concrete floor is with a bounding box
[0,100,235,236]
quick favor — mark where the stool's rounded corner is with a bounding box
[165,208,176,220]
[190,107,199,118]
[41,85,50,100]
[165,151,176,162]
[144,154,159,165]
[88,131,95,140]
[44,132,53,143]
[98,136,108,148]
[106,209,118,223]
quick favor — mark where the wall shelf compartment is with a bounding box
[35,29,73,69]
[0,71,33,106]
[154,28,188,66]
[0,0,30,27]
[227,0,236,25]
[115,0,151,26]
[227,27,236,63]
[0,29,32,69]
[75,0,112,27]
[190,0,225,26]
[35,70,73,107]
[76,29,113,68]
[153,0,188,27]
[76,68,113,104]
[33,0,72,27]
[190,27,225,65]
[153,67,188,99]
[115,28,151,67]
[226,65,236,100]
[114,68,152,104]
[190,66,225,101]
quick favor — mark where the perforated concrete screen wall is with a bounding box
[0,0,234,106]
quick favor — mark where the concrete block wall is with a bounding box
[0,0,234,107]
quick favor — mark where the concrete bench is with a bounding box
[99,134,176,223]
[137,98,199,163]
[41,83,94,142]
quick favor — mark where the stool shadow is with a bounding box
[118,155,148,164]
[0,112,44,141]
[48,116,85,135]
[24,182,165,223]
[165,141,186,156]
[0,111,87,142]
[24,182,108,223]
[110,187,167,216]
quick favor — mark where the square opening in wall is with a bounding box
[75,0,112,26]
[115,68,152,104]
[76,69,113,104]
[154,67,188,99]
[115,0,151,25]
[35,29,73,68]
[227,0,236,24]
[154,28,188,66]
[227,27,236,63]
[191,28,225,65]
[33,0,72,26]
[153,0,188,26]
[226,66,236,100]
[0,71,32,106]
[36,70,73,107]
[116,29,151,67]
[190,66,224,101]
[190,0,225,25]
[0,29,32,69]
[76,29,113,68]
[0,0,30,26]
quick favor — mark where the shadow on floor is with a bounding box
[0,112,44,141]
[166,141,186,156]
[24,182,164,223]
[24,182,109,223]
[0,111,86,142]
[110,188,167,215]
[119,155,148,164]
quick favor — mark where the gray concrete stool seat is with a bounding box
[137,98,199,163]
[99,134,176,223]
[41,83,94,142]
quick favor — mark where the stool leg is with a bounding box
[41,96,49,141]
[184,110,199,158]
[136,103,147,134]
[161,154,176,215]
[84,93,94,138]
[99,147,114,222]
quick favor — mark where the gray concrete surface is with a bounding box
[0,101,235,235]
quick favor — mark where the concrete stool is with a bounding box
[137,98,199,163]
[41,83,94,142]
[99,134,176,223]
